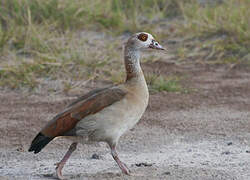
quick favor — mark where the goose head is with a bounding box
[126,32,165,51]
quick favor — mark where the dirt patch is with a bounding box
[1,62,250,180]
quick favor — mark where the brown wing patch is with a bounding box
[41,87,126,137]
[67,87,110,108]
[138,33,148,42]
[71,88,125,119]
[41,110,77,137]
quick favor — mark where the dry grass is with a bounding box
[0,0,181,91]
[145,74,185,93]
[0,0,249,91]
[177,0,250,63]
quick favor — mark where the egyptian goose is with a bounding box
[29,32,164,179]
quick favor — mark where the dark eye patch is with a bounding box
[138,33,148,42]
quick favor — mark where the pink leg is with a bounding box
[110,144,131,175]
[55,142,77,180]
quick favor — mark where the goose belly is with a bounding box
[75,96,147,143]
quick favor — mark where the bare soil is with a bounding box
[0,61,250,180]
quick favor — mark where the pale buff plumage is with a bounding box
[29,32,164,180]
[76,73,149,144]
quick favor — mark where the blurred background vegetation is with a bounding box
[0,0,249,91]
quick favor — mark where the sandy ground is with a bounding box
[0,61,250,180]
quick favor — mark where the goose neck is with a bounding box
[124,47,143,81]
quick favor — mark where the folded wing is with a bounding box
[29,86,127,153]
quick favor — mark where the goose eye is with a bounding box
[138,33,148,42]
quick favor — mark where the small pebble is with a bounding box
[163,171,171,175]
[16,147,24,152]
[91,153,100,159]
[43,174,53,177]
[135,162,154,167]
[221,151,231,155]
